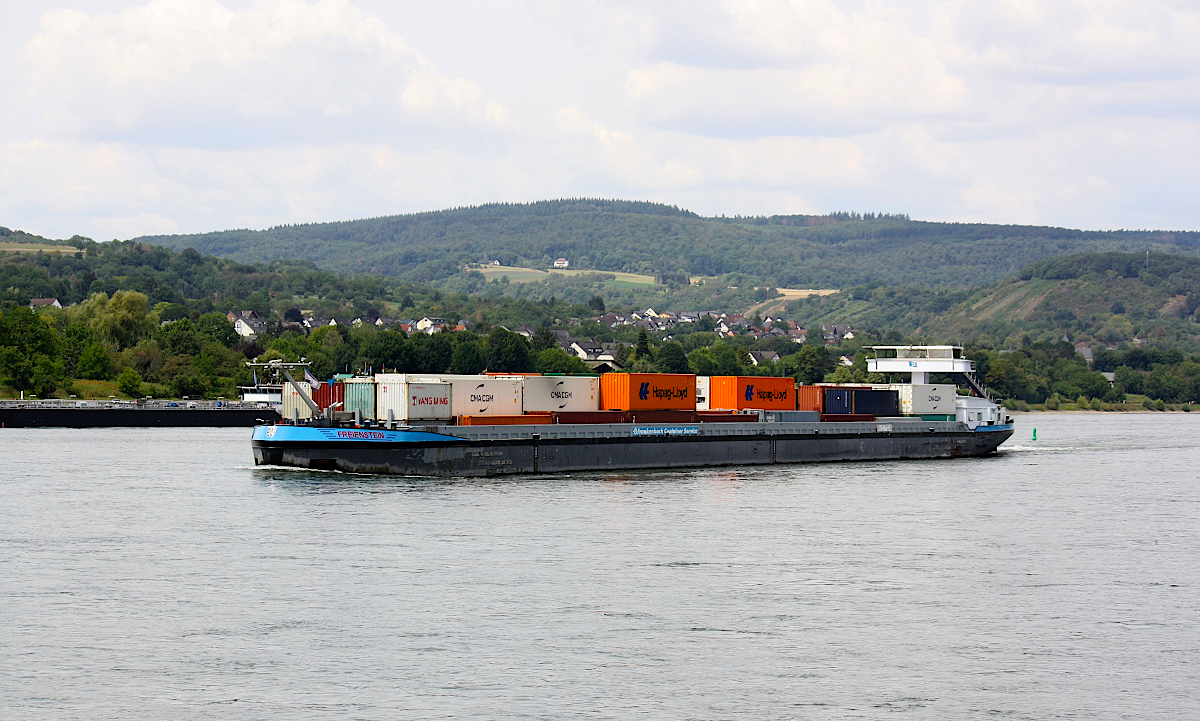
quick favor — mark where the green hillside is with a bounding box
[789,252,1200,351]
[133,199,1200,290]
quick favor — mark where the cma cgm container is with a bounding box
[708,376,795,411]
[521,376,600,413]
[282,382,314,420]
[375,376,452,421]
[851,388,900,417]
[892,384,956,416]
[343,378,376,419]
[446,377,523,417]
[796,385,824,412]
[602,373,696,411]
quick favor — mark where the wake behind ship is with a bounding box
[249,345,1014,477]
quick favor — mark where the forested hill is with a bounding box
[133,199,1200,289]
[788,252,1200,351]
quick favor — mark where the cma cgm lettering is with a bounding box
[550,391,573,399]
[470,394,495,403]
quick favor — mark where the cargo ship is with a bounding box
[249,346,1013,477]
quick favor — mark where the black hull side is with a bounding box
[252,429,1013,477]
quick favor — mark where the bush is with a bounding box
[1090,397,1103,411]
[1154,399,1167,411]
[116,368,143,398]
[1045,394,1060,410]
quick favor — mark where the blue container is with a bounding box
[823,387,853,415]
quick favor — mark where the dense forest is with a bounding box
[134,199,1200,291]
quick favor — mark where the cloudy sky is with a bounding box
[2,0,1198,240]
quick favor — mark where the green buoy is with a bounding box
[1032,428,1037,441]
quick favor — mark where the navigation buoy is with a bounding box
[1032,428,1037,441]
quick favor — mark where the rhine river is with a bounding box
[2,413,1198,719]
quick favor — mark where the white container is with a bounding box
[282,382,314,420]
[444,377,523,417]
[521,376,600,412]
[892,384,956,416]
[696,376,710,411]
[375,379,452,421]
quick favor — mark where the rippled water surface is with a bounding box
[2,413,1199,719]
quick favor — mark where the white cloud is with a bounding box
[2,0,1200,240]
[22,0,508,144]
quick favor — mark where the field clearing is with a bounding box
[473,266,658,286]
[748,287,839,316]
[0,242,73,253]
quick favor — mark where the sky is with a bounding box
[2,0,1199,241]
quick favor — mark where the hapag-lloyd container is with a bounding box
[282,382,314,420]
[374,376,452,421]
[708,376,795,411]
[521,376,600,413]
[601,373,696,411]
[343,378,376,419]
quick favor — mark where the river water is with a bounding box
[2,413,1198,719]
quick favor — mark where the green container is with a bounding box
[919,414,955,421]
[343,378,376,418]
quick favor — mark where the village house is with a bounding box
[227,310,266,339]
[29,298,62,309]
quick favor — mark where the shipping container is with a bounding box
[891,384,956,416]
[376,380,452,421]
[796,385,824,412]
[764,410,821,423]
[601,373,696,411]
[521,376,600,413]
[282,382,314,420]
[312,381,345,412]
[552,410,629,424]
[696,376,710,411]
[820,413,875,422]
[447,377,523,416]
[628,410,698,424]
[851,388,899,417]
[708,376,795,411]
[695,412,751,423]
[457,413,551,426]
[823,387,853,415]
[343,378,376,419]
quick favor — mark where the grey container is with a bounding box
[764,410,821,423]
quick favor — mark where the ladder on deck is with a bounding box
[960,370,992,400]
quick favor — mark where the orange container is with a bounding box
[796,385,824,412]
[708,376,795,411]
[601,373,696,411]
[457,413,551,426]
